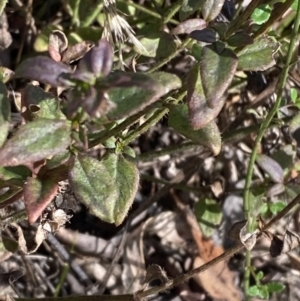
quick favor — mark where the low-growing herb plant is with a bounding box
[1,0,300,300]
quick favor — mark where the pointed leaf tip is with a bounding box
[69,154,139,225]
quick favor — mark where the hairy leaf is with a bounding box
[168,104,221,155]
[187,63,226,129]
[237,37,280,71]
[0,119,71,167]
[200,44,238,108]
[23,85,66,120]
[106,72,181,119]
[201,0,225,22]
[70,154,139,225]
[23,177,59,224]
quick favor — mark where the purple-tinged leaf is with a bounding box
[256,154,284,183]
[171,19,207,35]
[266,183,285,198]
[15,56,72,87]
[168,104,221,155]
[237,36,280,71]
[0,118,71,167]
[189,28,217,43]
[0,83,10,148]
[106,72,181,119]
[78,39,113,77]
[187,63,226,130]
[200,44,238,108]
[23,177,59,224]
[201,0,225,22]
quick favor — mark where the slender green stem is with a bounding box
[122,92,186,146]
[72,0,81,27]
[82,0,102,27]
[242,1,300,298]
[54,264,70,297]
[146,38,192,73]
[161,0,183,26]
[88,103,160,148]
[117,0,179,25]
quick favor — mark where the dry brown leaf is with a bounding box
[193,256,241,301]
[10,223,46,254]
[0,269,25,289]
[239,223,259,251]
[121,233,146,293]
[269,229,300,257]
[172,191,242,301]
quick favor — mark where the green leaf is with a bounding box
[106,72,181,119]
[168,104,221,155]
[292,0,299,10]
[247,285,269,299]
[23,177,59,224]
[0,166,31,186]
[201,0,226,22]
[256,271,264,281]
[24,85,66,120]
[187,62,225,130]
[179,0,202,21]
[260,203,268,215]
[34,25,61,52]
[251,4,272,25]
[195,198,222,237]
[0,118,71,167]
[200,43,238,108]
[1,235,18,253]
[292,88,299,103]
[226,32,254,48]
[237,36,280,71]
[266,282,285,293]
[0,82,10,148]
[0,67,14,83]
[69,154,139,226]
[269,201,286,215]
[134,32,177,58]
